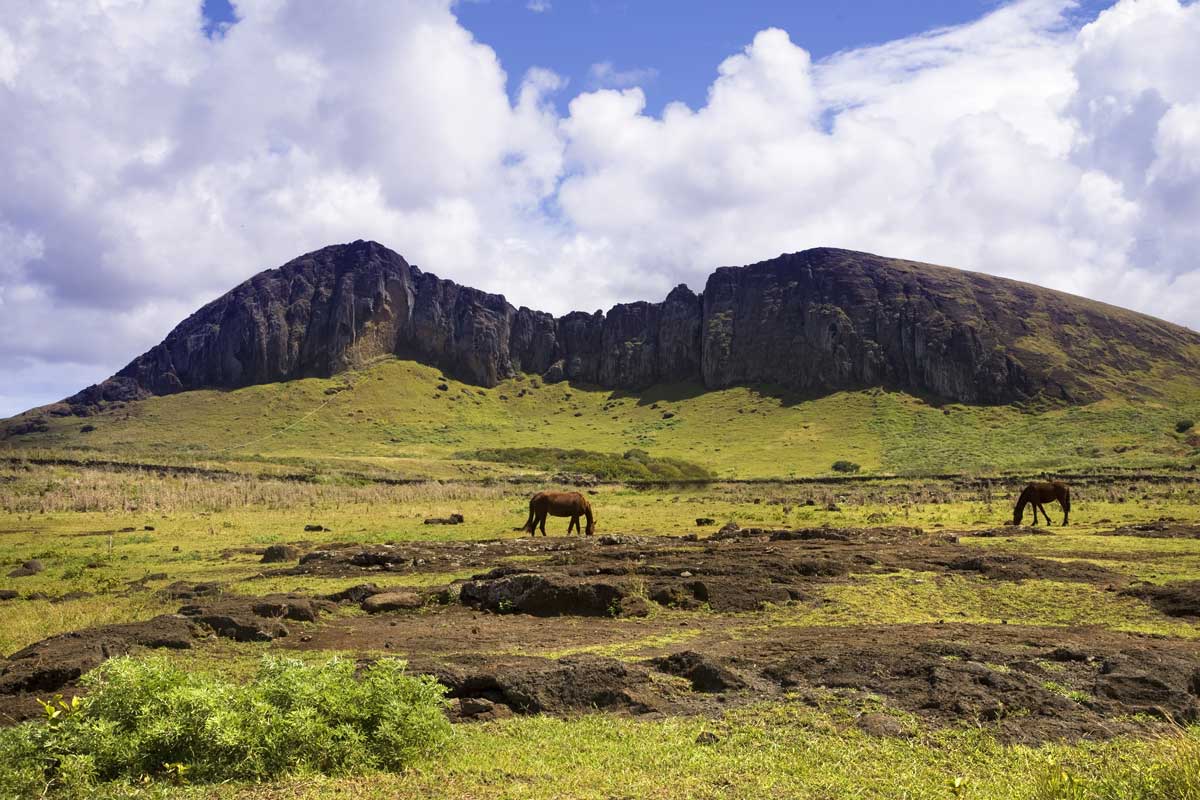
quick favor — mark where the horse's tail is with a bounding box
[583,499,595,536]
[522,497,537,533]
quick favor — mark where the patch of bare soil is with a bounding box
[740,623,1200,742]
[0,616,198,725]
[3,526,1191,742]
[1120,581,1200,618]
[280,605,1200,741]
[275,527,1121,618]
[1101,520,1200,539]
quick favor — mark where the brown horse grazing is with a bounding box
[522,491,595,537]
[1013,481,1070,526]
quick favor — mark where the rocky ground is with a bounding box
[3,522,1199,744]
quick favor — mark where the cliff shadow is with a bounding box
[603,380,982,411]
[604,382,711,406]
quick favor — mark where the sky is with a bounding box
[1,0,1199,417]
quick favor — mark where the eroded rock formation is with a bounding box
[63,240,1200,411]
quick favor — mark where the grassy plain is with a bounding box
[3,357,1200,798]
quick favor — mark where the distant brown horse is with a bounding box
[1013,481,1070,526]
[522,491,595,537]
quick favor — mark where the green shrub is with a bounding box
[0,655,449,795]
[831,460,861,474]
[1177,419,1195,434]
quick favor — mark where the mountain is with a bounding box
[56,240,1199,416]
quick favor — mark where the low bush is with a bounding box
[831,460,861,474]
[0,655,450,796]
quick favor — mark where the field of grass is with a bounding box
[9,705,1197,800]
[4,358,1198,479]
[3,358,1200,798]
[2,464,1200,797]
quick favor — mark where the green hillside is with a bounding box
[4,358,1198,479]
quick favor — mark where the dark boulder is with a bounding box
[651,651,745,693]
[0,616,196,694]
[7,560,44,578]
[260,544,301,563]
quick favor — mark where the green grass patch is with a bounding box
[458,446,712,481]
[770,573,1200,638]
[5,357,1198,478]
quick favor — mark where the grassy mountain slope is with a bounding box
[4,357,1198,479]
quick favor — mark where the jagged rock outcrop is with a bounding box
[60,240,1200,412]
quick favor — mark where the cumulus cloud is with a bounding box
[1,0,1199,416]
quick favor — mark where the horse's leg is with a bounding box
[1037,503,1051,526]
[1031,503,1040,526]
[538,510,547,536]
[568,515,579,535]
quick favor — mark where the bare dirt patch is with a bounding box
[1101,520,1200,539]
[0,616,198,725]
[4,524,1192,742]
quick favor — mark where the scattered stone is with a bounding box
[652,651,745,693]
[181,612,288,642]
[769,529,850,542]
[52,591,95,604]
[455,696,514,721]
[160,581,223,600]
[424,514,465,525]
[695,518,716,526]
[0,616,196,695]
[0,589,19,601]
[856,713,912,738]
[362,592,425,613]
[460,574,630,617]
[260,544,301,563]
[326,583,384,603]
[304,524,329,532]
[6,560,44,578]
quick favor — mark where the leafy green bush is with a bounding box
[1177,419,1195,434]
[830,460,861,474]
[0,655,450,796]
[460,447,712,481]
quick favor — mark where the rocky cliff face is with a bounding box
[65,240,1200,411]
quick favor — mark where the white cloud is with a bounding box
[1,0,1200,416]
[526,0,551,12]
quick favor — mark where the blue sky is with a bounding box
[4,0,1200,416]
[204,0,1115,113]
